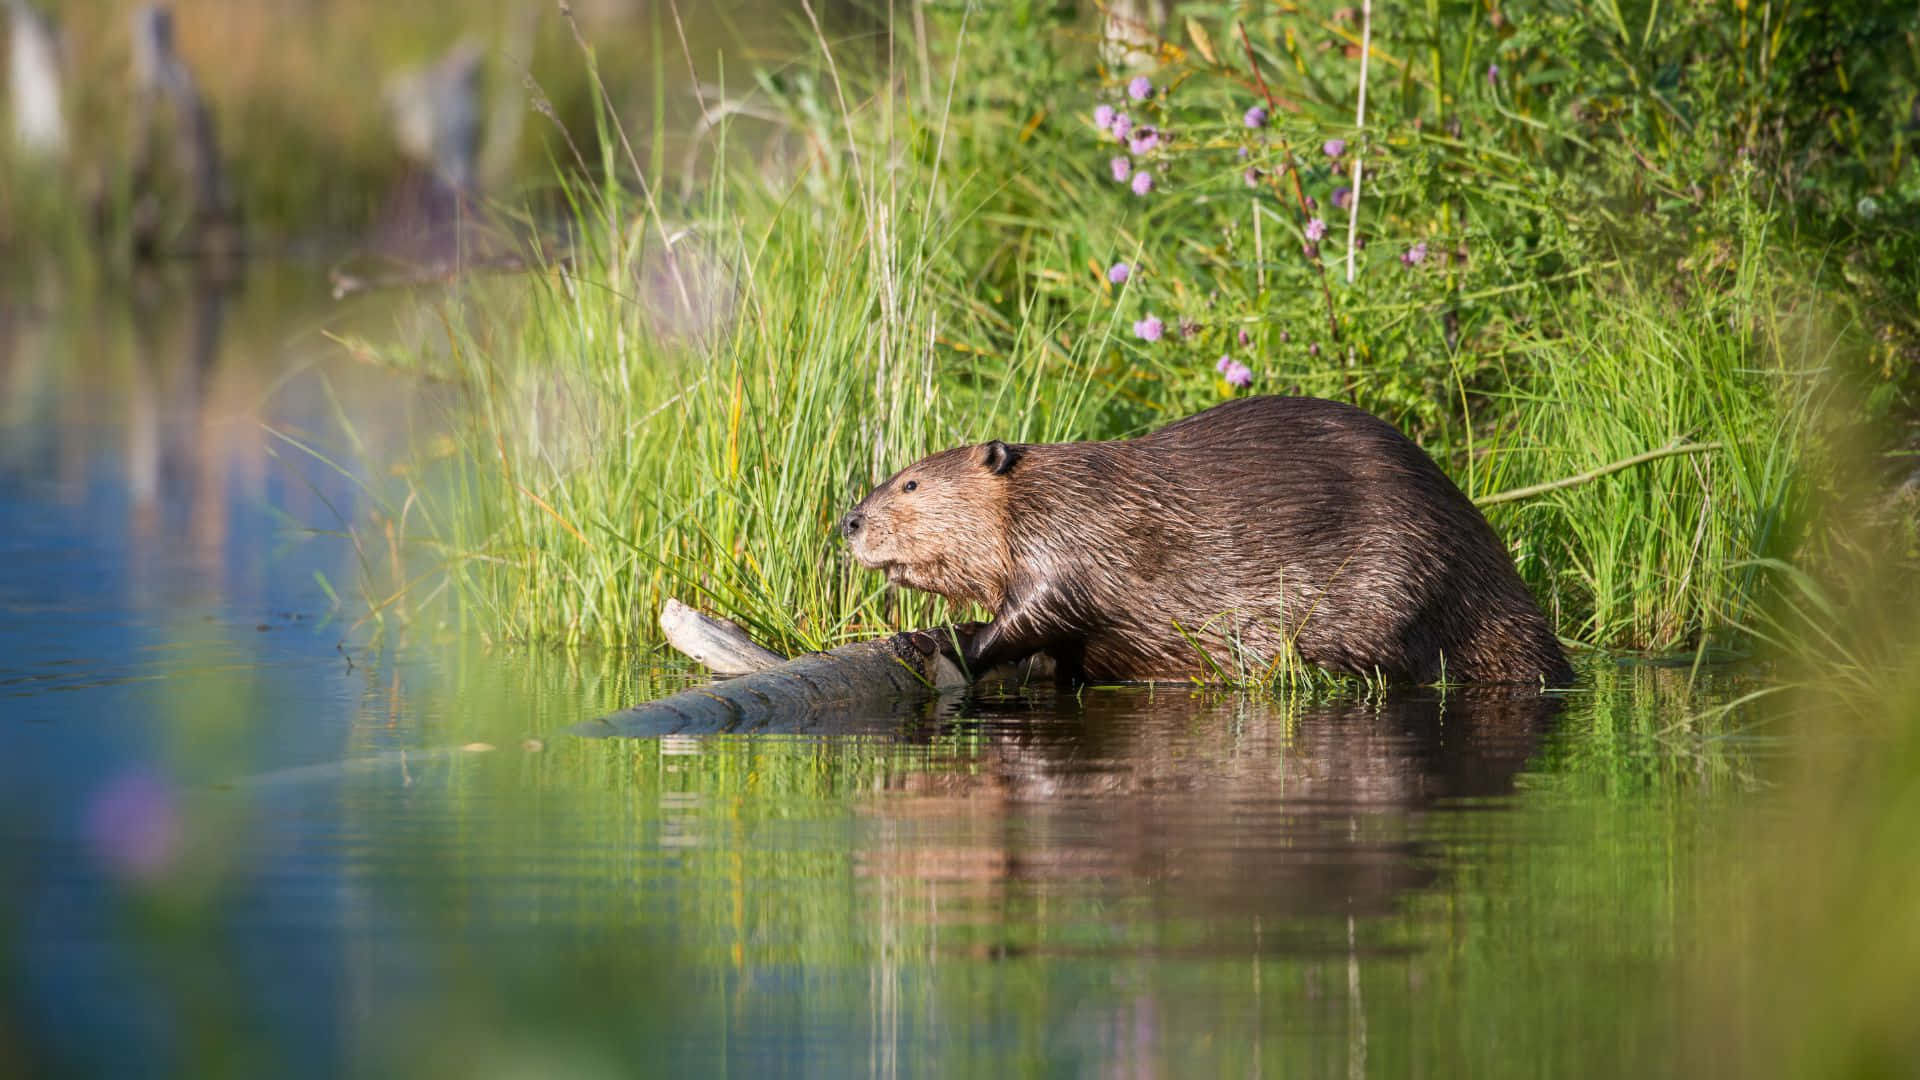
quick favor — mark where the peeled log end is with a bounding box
[657,598,788,676]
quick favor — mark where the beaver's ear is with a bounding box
[980,440,1022,476]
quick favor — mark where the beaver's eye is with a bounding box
[903,480,918,493]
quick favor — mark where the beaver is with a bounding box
[840,395,1572,686]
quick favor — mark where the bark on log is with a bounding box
[577,622,969,737]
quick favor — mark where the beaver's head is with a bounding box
[841,441,1022,610]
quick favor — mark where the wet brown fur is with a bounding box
[843,396,1573,686]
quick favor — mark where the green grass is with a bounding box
[371,142,1120,651]
[349,2,1912,667]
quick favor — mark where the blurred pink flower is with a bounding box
[86,768,180,882]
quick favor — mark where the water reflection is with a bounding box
[298,669,1701,1077]
[855,688,1558,930]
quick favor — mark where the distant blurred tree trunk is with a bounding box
[128,3,239,262]
[1100,0,1167,71]
[7,0,66,157]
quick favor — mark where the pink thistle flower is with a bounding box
[1223,361,1254,388]
[1243,105,1268,129]
[1128,128,1161,155]
[1216,354,1234,373]
[1131,171,1155,196]
[1305,218,1328,242]
[1402,240,1429,266]
[1332,185,1352,210]
[1108,262,1131,285]
[1127,75,1154,101]
[1322,138,1347,159]
[1110,113,1133,140]
[1094,104,1116,131]
[1133,315,1165,342]
[1110,156,1132,183]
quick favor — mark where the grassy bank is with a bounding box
[359,2,1913,666]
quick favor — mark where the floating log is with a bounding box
[578,606,975,738]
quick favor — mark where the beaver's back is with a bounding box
[1006,397,1569,684]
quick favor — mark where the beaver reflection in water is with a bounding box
[841,395,1572,686]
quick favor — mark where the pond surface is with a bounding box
[1,269,1787,1076]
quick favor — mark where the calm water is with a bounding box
[1,270,1788,1077]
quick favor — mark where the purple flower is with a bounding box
[1237,328,1252,347]
[1128,128,1161,155]
[1243,105,1269,129]
[1223,361,1254,388]
[1133,315,1165,342]
[1094,104,1116,131]
[1323,138,1347,159]
[1279,329,1290,343]
[1110,113,1132,141]
[1308,342,1321,357]
[1487,63,1499,85]
[1237,146,1249,159]
[1131,171,1155,196]
[1331,185,1352,210]
[86,768,181,882]
[1305,218,1328,242]
[1216,354,1234,373]
[1110,156,1133,183]
[1401,240,1429,266]
[1242,167,1262,188]
[1108,262,1131,285]
[1128,75,1154,101]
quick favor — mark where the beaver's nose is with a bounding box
[840,511,864,539]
